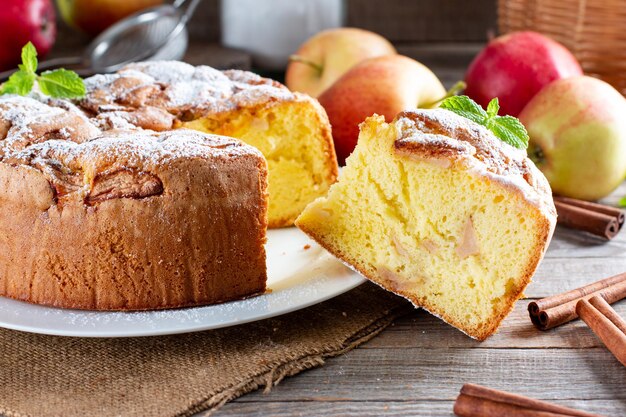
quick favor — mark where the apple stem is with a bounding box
[422,80,467,108]
[289,55,323,74]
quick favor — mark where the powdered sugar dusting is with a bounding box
[7,128,263,177]
[0,95,65,137]
[0,61,304,171]
[394,109,555,215]
[81,60,298,117]
[0,92,263,200]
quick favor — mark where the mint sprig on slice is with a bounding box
[440,95,529,150]
[619,196,626,208]
[0,42,85,99]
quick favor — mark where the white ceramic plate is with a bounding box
[0,228,364,337]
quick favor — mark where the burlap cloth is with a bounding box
[0,282,410,417]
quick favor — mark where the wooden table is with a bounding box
[215,184,626,416]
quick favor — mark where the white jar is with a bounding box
[221,0,344,70]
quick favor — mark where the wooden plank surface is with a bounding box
[216,400,626,417]
[366,300,626,349]
[227,348,626,401]
[216,181,626,417]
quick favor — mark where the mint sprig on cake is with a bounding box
[440,95,529,150]
[0,42,85,99]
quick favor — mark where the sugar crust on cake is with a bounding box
[80,61,306,121]
[75,61,338,228]
[0,94,262,184]
[394,109,555,217]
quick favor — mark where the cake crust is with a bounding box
[0,59,338,309]
[79,62,299,126]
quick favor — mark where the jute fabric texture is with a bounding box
[0,283,410,417]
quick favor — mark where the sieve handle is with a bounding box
[36,56,84,72]
[175,0,201,24]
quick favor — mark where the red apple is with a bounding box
[286,28,396,98]
[465,31,583,117]
[0,0,56,71]
[318,55,446,164]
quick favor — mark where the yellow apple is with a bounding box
[519,76,626,200]
[317,54,446,164]
[285,27,396,98]
[57,0,163,37]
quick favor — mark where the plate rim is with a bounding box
[0,277,365,338]
[0,227,366,338]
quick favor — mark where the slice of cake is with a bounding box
[79,61,338,228]
[0,95,268,310]
[295,110,556,340]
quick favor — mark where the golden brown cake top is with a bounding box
[79,61,302,126]
[0,94,264,205]
[393,109,556,216]
[1,61,316,141]
[0,95,101,154]
[7,127,263,170]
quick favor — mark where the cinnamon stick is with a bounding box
[554,199,621,240]
[529,272,626,330]
[554,196,625,226]
[589,294,626,334]
[453,384,605,417]
[577,296,626,367]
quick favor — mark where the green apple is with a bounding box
[285,28,396,98]
[519,76,626,200]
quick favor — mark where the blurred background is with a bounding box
[7,0,497,85]
[4,0,624,93]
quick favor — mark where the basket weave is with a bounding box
[498,0,626,95]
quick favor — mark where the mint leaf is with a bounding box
[0,43,85,99]
[21,42,37,73]
[0,70,36,95]
[619,196,626,208]
[440,95,529,150]
[38,69,85,99]
[439,95,487,125]
[0,42,37,96]
[487,115,529,149]
[486,97,499,118]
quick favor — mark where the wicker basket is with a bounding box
[498,0,626,95]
